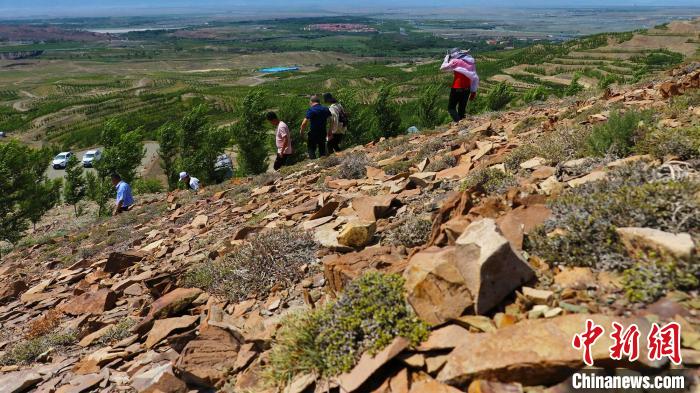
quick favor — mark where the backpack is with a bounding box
[338,105,349,129]
[334,103,349,130]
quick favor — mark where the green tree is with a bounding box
[486,82,514,111]
[375,85,402,139]
[417,85,444,129]
[25,178,62,231]
[0,141,53,245]
[85,171,113,217]
[336,88,376,147]
[231,90,269,175]
[179,105,229,184]
[63,155,85,217]
[157,122,180,190]
[95,122,145,184]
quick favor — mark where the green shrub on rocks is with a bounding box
[461,167,517,195]
[622,251,699,303]
[504,127,589,171]
[382,216,433,248]
[527,163,699,271]
[0,330,76,366]
[637,126,700,161]
[526,163,699,302]
[268,272,428,383]
[586,110,649,157]
[183,229,318,302]
[337,153,373,180]
[425,154,457,173]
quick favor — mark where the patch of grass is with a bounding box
[586,110,649,157]
[337,153,373,180]
[622,251,699,303]
[526,163,700,273]
[183,229,318,302]
[383,160,413,176]
[96,318,137,346]
[0,330,76,366]
[504,127,589,171]
[382,216,433,248]
[268,272,428,383]
[461,167,517,195]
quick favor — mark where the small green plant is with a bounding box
[382,216,433,248]
[417,85,445,129]
[522,86,549,103]
[564,74,585,96]
[268,272,428,383]
[461,167,517,195]
[183,229,317,302]
[0,330,76,366]
[486,82,514,111]
[586,110,648,157]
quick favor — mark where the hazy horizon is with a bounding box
[2,0,700,19]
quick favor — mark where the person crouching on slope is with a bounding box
[179,172,200,191]
[111,173,134,216]
[440,48,480,122]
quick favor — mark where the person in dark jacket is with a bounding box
[299,95,331,159]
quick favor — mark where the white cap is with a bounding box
[179,172,188,181]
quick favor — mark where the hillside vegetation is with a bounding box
[1,18,697,152]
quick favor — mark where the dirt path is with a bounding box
[12,90,38,112]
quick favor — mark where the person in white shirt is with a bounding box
[179,172,200,191]
[323,92,347,154]
[267,111,293,170]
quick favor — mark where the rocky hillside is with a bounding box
[0,63,699,393]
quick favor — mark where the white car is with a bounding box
[82,150,102,168]
[52,152,73,170]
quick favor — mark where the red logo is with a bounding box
[573,320,682,366]
[648,322,682,365]
[572,319,605,366]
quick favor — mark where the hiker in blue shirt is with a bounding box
[111,173,134,215]
[299,95,331,159]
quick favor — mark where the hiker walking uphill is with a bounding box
[111,173,133,216]
[300,95,332,159]
[179,172,200,191]
[324,92,348,154]
[267,111,292,170]
[441,48,480,122]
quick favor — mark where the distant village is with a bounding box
[304,23,378,33]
